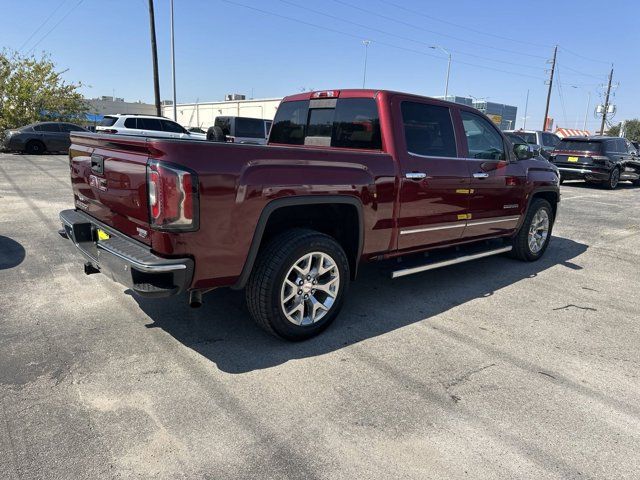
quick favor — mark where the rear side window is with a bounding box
[124,118,138,128]
[99,116,118,127]
[138,118,163,131]
[401,102,457,157]
[559,140,602,152]
[161,119,185,133]
[235,118,267,138]
[269,98,382,150]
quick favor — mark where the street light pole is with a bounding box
[147,0,161,117]
[170,0,177,121]
[362,40,371,88]
[430,45,451,99]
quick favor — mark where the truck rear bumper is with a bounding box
[59,209,193,298]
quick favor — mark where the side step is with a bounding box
[391,245,512,279]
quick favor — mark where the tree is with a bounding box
[0,50,87,131]
[608,120,640,142]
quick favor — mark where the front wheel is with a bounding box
[246,229,349,340]
[511,198,554,261]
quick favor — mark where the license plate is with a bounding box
[567,156,579,162]
[96,228,110,241]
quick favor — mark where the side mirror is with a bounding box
[514,143,534,160]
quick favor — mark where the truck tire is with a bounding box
[604,167,620,190]
[206,125,226,142]
[245,228,350,340]
[511,198,554,262]
[25,140,45,155]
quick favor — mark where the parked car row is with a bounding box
[1,122,87,154]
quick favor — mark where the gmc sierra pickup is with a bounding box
[59,89,560,340]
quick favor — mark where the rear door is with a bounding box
[138,117,169,138]
[459,110,525,239]
[395,100,471,250]
[36,123,66,151]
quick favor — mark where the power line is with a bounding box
[221,0,546,81]
[559,46,610,65]
[379,0,552,50]
[555,66,568,126]
[332,0,549,60]
[18,0,69,52]
[26,0,85,55]
[279,0,545,72]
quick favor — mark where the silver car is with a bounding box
[504,129,560,159]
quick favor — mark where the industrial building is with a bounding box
[164,94,518,131]
[84,96,157,117]
[162,95,281,130]
[437,96,518,130]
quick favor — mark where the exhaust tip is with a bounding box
[189,290,203,308]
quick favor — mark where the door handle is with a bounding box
[405,172,427,180]
[473,172,489,179]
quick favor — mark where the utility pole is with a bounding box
[170,0,177,121]
[542,45,557,132]
[148,0,161,116]
[599,65,614,135]
[362,40,371,88]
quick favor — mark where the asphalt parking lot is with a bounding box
[1,152,639,479]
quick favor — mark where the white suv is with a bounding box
[96,115,207,140]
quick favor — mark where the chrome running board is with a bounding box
[391,246,513,279]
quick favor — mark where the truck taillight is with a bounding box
[147,161,199,231]
[311,90,340,98]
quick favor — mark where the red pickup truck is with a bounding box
[60,89,560,340]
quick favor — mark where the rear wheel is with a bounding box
[604,167,620,190]
[511,198,553,262]
[25,140,45,155]
[245,229,349,340]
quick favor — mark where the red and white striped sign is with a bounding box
[555,128,590,138]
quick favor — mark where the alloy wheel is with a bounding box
[528,209,550,254]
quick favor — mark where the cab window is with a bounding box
[461,111,506,160]
[400,102,457,157]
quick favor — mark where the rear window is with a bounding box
[235,118,267,138]
[514,132,537,144]
[269,98,382,150]
[558,140,602,152]
[99,116,118,127]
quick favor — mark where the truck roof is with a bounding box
[281,89,471,108]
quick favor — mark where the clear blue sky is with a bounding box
[2,0,638,131]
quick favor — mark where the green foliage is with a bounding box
[0,50,87,130]
[608,120,640,142]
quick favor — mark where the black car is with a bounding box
[550,136,640,189]
[1,122,87,154]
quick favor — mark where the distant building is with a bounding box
[84,96,157,118]
[435,96,517,130]
[163,97,282,129]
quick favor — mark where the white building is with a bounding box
[163,97,282,130]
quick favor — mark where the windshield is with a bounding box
[557,140,602,152]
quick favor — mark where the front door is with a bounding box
[458,110,525,239]
[396,100,471,251]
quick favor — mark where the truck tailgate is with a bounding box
[69,133,152,245]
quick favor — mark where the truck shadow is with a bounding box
[0,236,26,270]
[131,236,587,374]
